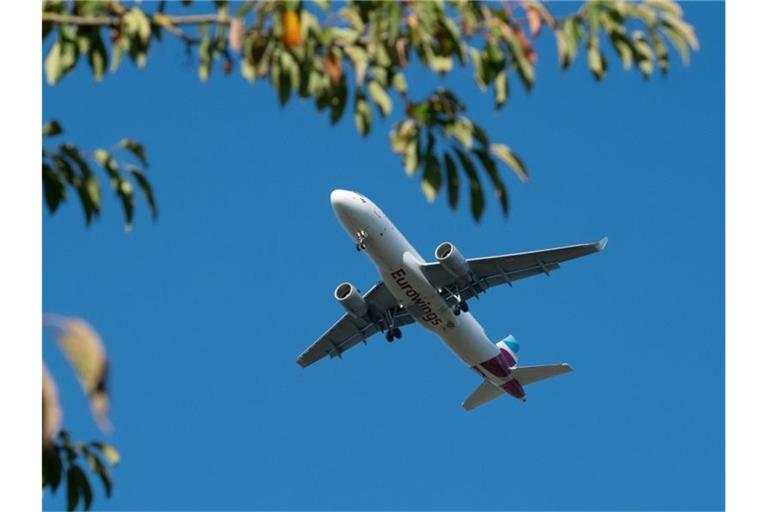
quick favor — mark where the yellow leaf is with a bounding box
[42,365,62,446]
[45,315,111,433]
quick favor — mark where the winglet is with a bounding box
[596,236,608,251]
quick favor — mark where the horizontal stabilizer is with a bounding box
[462,379,503,411]
[509,363,572,386]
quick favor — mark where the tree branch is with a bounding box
[41,12,232,27]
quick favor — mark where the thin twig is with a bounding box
[41,12,232,27]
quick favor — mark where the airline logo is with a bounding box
[390,268,443,326]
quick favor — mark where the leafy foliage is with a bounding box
[44,315,112,432]
[43,315,117,511]
[43,0,698,220]
[43,431,120,512]
[42,120,157,230]
[42,0,697,221]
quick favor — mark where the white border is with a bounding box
[0,1,756,511]
[0,1,42,511]
[727,0,768,510]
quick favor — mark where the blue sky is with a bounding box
[43,3,723,510]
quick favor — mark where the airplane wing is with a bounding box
[297,282,415,368]
[421,237,607,303]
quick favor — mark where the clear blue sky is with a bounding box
[43,3,723,510]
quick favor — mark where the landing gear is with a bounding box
[354,230,368,251]
[385,327,402,342]
[452,300,469,316]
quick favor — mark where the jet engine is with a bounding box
[435,241,470,281]
[334,282,368,318]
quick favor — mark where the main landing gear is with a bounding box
[452,300,469,316]
[354,230,368,251]
[385,327,402,342]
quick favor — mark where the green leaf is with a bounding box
[67,465,92,511]
[354,90,372,137]
[632,31,654,78]
[646,0,683,17]
[609,31,634,70]
[241,57,256,82]
[471,123,489,149]
[493,71,507,109]
[329,76,348,124]
[81,445,113,498]
[127,166,158,220]
[387,2,401,42]
[43,163,67,213]
[123,7,152,68]
[443,152,460,210]
[404,136,419,175]
[660,22,690,65]
[60,31,79,74]
[557,17,582,70]
[198,36,212,81]
[392,72,407,94]
[505,31,534,91]
[491,143,528,183]
[42,446,63,492]
[444,117,473,150]
[429,54,453,73]
[649,30,670,75]
[453,147,484,222]
[87,30,108,81]
[554,28,568,69]
[469,47,488,89]
[44,41,63,85]
[587,43,607,81]
[340,6,365,31]
[421,151,442,202]
[110,41,123,73]
[119,139,149,168]
[117,178,135,230]
[660,12,699,51]
[344,45,368,85]
[472,148,508,215]
[52,155,98,224]
[43,120,63,138]
[89,442,121,466]
[66,466,80,512]
[368,80,392,117]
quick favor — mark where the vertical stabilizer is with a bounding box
[496,335,520,364]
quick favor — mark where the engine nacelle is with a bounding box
[435,241,470,280]
[334,282,368,318]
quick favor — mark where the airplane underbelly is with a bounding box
[379,251,498,367]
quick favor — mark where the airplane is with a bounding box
[297,189,607,410]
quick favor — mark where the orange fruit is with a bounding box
[282,11,302,48]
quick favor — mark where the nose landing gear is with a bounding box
[354,230,368,251]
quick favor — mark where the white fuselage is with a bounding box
[330,190,501,374]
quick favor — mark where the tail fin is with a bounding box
[509,363,572,385]
[462,380,503,411]
[497,335,520,360]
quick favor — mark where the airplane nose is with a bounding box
[330,189,350,207]
[330,189,357,215]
